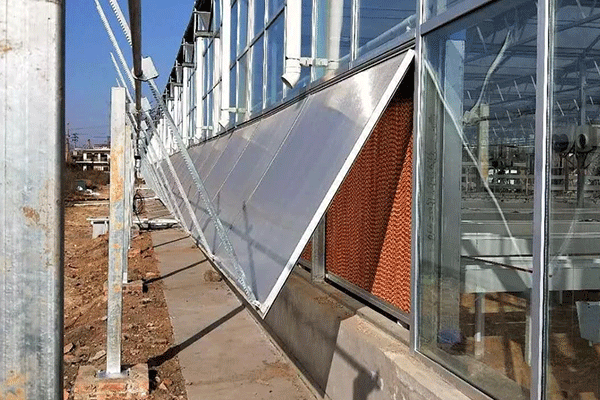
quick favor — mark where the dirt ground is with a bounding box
[63,186,188,400]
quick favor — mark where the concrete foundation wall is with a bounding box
[265,267,472,400]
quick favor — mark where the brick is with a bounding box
[72,364,148,400]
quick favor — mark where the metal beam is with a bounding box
[0,0,64,397]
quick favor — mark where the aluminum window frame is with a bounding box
[410,0,555,399]
[194,0,420,136]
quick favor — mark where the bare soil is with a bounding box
[63,189,188,400]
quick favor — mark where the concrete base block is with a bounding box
[124,280,144,295]
[72,364,149,400]
[265,268,471,400]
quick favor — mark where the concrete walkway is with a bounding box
[147,205,318,400]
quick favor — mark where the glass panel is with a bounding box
[418,1,537,399]
[425,0,468,21]
[207,42,214,89]
[207,91,213,134]
[239,0,249,54]
[202,95,209,138]
[188,69,196,141]
[229,66,237,126]
[251,35,264,113]
[314,0,351,77]
[286,0,312,93]
[214,52,410,312]
[201,125,260,249]
[254,0,265,34]
[214,37,222,82]
[548,2,600,398]
[214,0,222,31]
[203,47,210,96]
[231,2,238,65]
[213,99,307,242]
[237,52,249,123]
[268,0,284,21]
[357,0,415,57]
[266,14,284,107]
[213,82,221,134]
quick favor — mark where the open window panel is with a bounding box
[169,49,414,317]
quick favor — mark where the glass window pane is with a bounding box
[254,0,265,34]
[207,91,213,134]
[268,0,284,21]
[425,0,467,21]
[357,0,415,57]
[214,37,222,82]
[265,14,284,107]
[548,2,600,398]
[229,66,237,126]
[203,47,210,96]
[314,0,351,77]
[214,0,222,31]
[251,35,264,113]
[237,52,249,123]
[418,1,537,399]
[231,2,238,65]
[239,0,249,54]
[300,0,311,86]
[207,42,214,89]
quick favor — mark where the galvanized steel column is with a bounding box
[106,87,127,376]
[0,0,64,398]
[123,118,133,284]
[311,216,326,282]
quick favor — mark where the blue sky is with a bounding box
[66,0,194,146]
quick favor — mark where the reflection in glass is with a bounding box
[357,0,415,57]
[239,0,249,54]
[418,1,537,399]
[425,0,468,21]
[314,0,351,77]
[237,52,249,123]
[207,91,213,135]
[300,0,312,86]
[202,95,209,139]
[254,0,265,34]
[229,66,237,126]
[188,69,196,142]
[231,2,238,65]
[214,0,221,31]
[207,42,214,89]
[251,36,264,113]
[266,15,284,107]
[548,2,600,398]
[285,0,312,97]
[268,0,284,21]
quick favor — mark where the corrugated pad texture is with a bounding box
[325,84,413,314]
[300,240,312,262]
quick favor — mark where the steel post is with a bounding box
[311,216,326,282]
[0,0,64,397]
[106,87,127,376]
[123,120,133,284]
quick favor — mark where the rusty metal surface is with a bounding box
[326,80,414,314]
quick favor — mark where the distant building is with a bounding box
[71,147,110,171]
